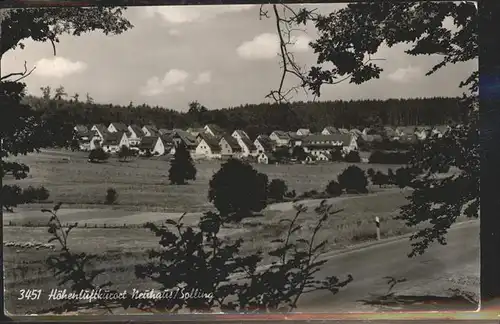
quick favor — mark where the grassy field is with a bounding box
[4,149,401,212]
[4,149,430,314]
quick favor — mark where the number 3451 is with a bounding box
[18,289,42,300]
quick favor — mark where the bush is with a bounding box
[344,150,361,163]
[88,148,108,163]
[105,188,118,205]
[337,165,368,194]
[268,179,288,202]
[330,149,343,162]
[371,171,390,188]
[22,186,50,202]
[292,146,307,161]
[117,145,133,162]
[1,185,50,211]
[325,180,343,197]
[208,158,268,222]
[368,150,410,164]
[394,167,419,188]
[284,189,296,199]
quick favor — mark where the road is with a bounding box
[297,220,480,312]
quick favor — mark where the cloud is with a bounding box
[236,33,312,60]
[140,69,189,96]
[34,57,87,78]
[168,29,180,36]
[143,5,255,24]
[387,66,422,83]
[194,71,212,85]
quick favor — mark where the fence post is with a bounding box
[375,216,381,240]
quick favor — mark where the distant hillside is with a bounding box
[23,93,466,139]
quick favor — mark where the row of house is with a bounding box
[73,122,452,164]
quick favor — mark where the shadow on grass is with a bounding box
[357,293,478,311]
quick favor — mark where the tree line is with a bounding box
[25,90,464,138]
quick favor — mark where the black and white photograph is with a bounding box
[1,1,479,316]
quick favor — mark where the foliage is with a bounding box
[267,178,288,202]
[130,201,352,313]
[337,165,368,194]
[105,187,118,205]
[208,159,268,222]
[88,148,108,163]
[325,180,342,197]
[42,203,116,313]
[344,150,361,163]
[394,167,419,189]
[330,148,343,162]
[273,147,291,162]
[117,145,133,162]
[370,171,390,188]
[291,146,307,161]
[369,150,410,164]
[168,143,197,185]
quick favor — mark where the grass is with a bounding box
[3,149,418,314]
[4,149,401,212]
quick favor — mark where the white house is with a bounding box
[91,124,108,139]
[231,130,250,141]
[231,131,256,157]
[321,126,337,135]
[102,132,129,154]
[138,136,165,156]
[254,135,274,154]
[257,152,277,164]
[203,124,225,138]
[195,133,221,159]
[316,152,332,162]
[89,124,108,149]
[296,128,311,136]
[269,131,290,147]
[301,134,358,156]
[127,125,144,146]
[219,135,242,158]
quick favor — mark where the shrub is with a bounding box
[105,187,118,205]
[394,167,419,188]
[344,151,361,163]
[325,180,343,197]
[268,179,288,202]
[330,149,343,162]
[208,158,268,222]
[292,146,307,161]
[88,148,108,163]
[371,171,390,188]
[337,165,368,194]
[168,143,197,185]
[117,145,133,162]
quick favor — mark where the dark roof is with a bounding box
[288,132,302,140]
[129,125,144,137]
[174,129,197,147]
[205,124,225,136]
[198,132,221,152]
[239,135,256,151]
[272,130,290,139]
[297,128,311,135]
[143,125,159,136]
[233,130,249,139]
[256,137,274,151]
[221,135,242,152]
[74,125,89,134]
[110,122,128,133]
[102,132,124,146]
[93,124,109,137]
[139,136,159,150]
[161,133,175,145]
[158,128,173,135]
[261,152,277,162]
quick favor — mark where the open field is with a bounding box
[5,149,460,314]
[4,149,402,212]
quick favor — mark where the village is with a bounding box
[73,122,452,164]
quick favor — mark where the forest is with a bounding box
[24,86,466,139]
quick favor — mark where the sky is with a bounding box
[2,4,477,112]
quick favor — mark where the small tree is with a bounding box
[105,188,118,205]
[337,165,368,194]
[344,150,361,163]
[325,180,343,197]
[292,146,307,161]
[372,171,390,188]
[330,148,343,162]
[88,148,108,163]
[168,143,197,185]
[117,145,132,162]
[268,179,288,202]
[394,167,418,189]
[208,158,268,222]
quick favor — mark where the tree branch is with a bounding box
[0,60,36,82]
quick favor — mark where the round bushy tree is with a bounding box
[208,158,268,222]
[337,165,368,194]
[344,150,361,163]
[88,148,108,163]
[268,178,288,202]
[325,180,343,197]
[168,143,197,185]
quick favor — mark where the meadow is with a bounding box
[3,149,434,314]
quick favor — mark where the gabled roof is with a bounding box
[143,124,159,136]
[198,132,221,153]
[239,135,256,151]
[260,152,277,161]
[204,124,225,136]
[110,122,128,133]
[173,129,198,147]
[158,128,173,136]
[221,135,242,152]
[138,136,159,150]
[337,128,350,134]
[160,133,175,145]
[288,132,302,140]
[297,128,311,135]
[102,132,124,146]
[93,124,109,137]
[318,152,332,160]
[271,130,290,140]
[74,125,89,134]
[323,126,337,134]
[255,136,274,151]
[233,130,249,139]
[129,125,144,137]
